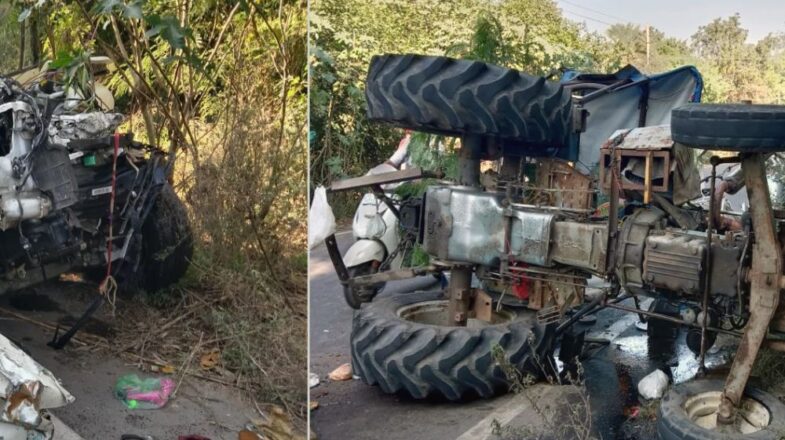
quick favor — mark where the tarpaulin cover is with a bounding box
[569,65,702,175]
[514,64,702,175]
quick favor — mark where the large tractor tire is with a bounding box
[657,379,785,440]
[138,183,193,292]
[351,290,554,400]
[365,54,572,147]
[671,104,785,152]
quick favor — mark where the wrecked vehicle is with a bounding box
[0,62,192,296]
[0,332,73,439]
[0,58,193,437]
[325,54,785,438]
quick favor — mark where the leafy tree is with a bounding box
[690,14,770,102]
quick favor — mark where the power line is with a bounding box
[558,0,632,23]
[561,8,615,27]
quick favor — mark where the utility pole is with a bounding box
[645,25,650,69]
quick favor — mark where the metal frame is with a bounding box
[599,148,671,202]
[717,154,782,424]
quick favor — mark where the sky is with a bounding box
[555,0,785,42]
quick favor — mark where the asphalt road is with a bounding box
[0,280,254,440]
[309,231,737,440]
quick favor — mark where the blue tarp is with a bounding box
[513,64,703,173]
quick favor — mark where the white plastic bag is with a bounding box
[637,369,669,400]
[309,186,336,250]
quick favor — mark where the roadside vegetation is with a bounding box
[2,0,307,421]
[311,0,785,216]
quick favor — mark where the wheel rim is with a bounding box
[396,300,516,327]
[683,391,770,434]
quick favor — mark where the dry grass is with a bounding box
[491,343,596,440]
[113,253,307,421]
[108,25,308,424]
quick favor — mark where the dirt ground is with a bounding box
[0,280,258,440]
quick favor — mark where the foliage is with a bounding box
[312,1,785,219]
[7,0,307,421]
[309,0,615,215]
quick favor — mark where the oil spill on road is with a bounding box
[8,290,61,312]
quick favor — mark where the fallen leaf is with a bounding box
[238,430,261,440]
[200,349,221,370]
[161,364,176,374]
[252,404,306,440]
[309,400,319,411]
[328,363,352,381]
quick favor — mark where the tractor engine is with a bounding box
[422,184,746,303]
[418,125,750,318]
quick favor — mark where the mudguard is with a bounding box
[343,239,386,268]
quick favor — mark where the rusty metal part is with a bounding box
[447,266,473,326]
[536,305,561,325]
[525,272,585,313]
[719,154,782,425]
[698,160,719,373]
[472,290,493,322]
[599,125,674,201]
[606,140,621,278]
[550,221,608,274]
[605,125,674,151]
[348,266,438,287]
[532,159,593,211]
[600,149,670,194]
[329,167,435,192]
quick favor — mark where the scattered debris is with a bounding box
[238,430,261,440]
[250,404,306,440]
[328,363,352,381]
[309,372,320,388]
[0,332,74,438]
[114,374,175,409]
[638,369,669,400]
[200,349,221,370]
[309,400,319,411]
[635,321,648,331]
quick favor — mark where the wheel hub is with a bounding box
[684,390,770,434]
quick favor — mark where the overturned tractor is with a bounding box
[327,54,785,438]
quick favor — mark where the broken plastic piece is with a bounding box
[308,373,319,388]
[114,374,175,409]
